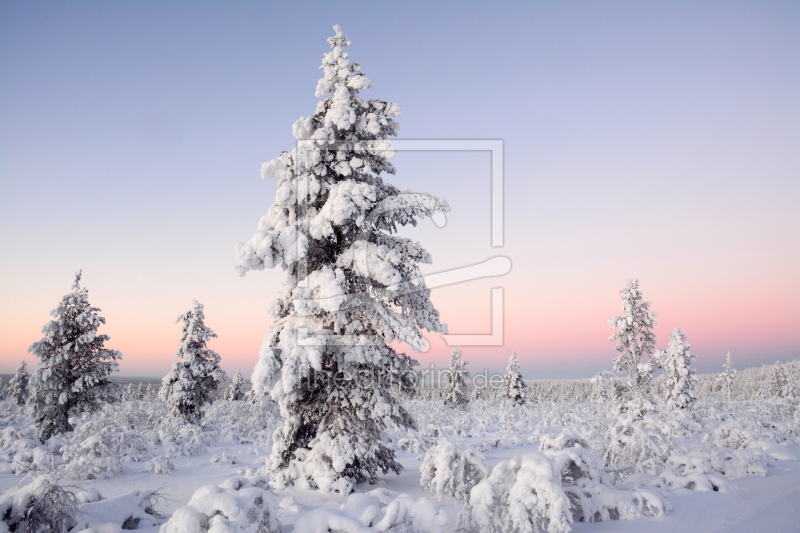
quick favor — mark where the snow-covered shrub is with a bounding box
[665,440,768,482]
[8,362,29,406]
[709,421,756,449]
[158,416,207,457]
[0,426,58,475]
[0,475,78,533]
[72,489,165,531]
[292,488,448,533]
[505,352,527,405]
[240,25,448,494]
[469,451,572,533]
[69,413,151,463]
[60,435,124,480]
[143,455,173,474]
[202,397,281,447]
[420,439,487,502]
[160,474,280,533]
[540,430,610,485]
[537,429,670,523]
[211,451,238,464]
[160,300,226,424]
[564,480,670,523]
[442,347,470,408]
[395,430,429,454]
[604,412,673,474]
[27,272,121,442]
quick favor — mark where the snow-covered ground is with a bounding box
[2,372,800,532]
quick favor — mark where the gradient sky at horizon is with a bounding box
[1,1,798,379]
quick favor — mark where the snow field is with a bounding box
[2,385,799,532]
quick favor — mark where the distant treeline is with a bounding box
[414,359,799,404]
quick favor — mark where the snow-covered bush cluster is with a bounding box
[291,488,449,533]
[161,474,280,533]
[0,475,166,533]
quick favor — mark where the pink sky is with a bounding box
[1,2,797,379]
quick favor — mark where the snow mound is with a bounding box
[160,474,279,533]
[293,488,448,533]
[72,488,166,531]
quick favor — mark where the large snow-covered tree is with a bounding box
[28,272,121,442]
[8,361,30,406]
[656,327,697,409]
[236,25,448,493]
[608,279,658,404]
[720,351,736,399]
[159,301,226,424]
[505,352,527,405]
[442,347,469,408]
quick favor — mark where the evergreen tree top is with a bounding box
[175,300,220,361]
[236,25,448,354]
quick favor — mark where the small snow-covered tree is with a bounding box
[608,279,658,404]
[442,347,469,408]
[589,371,614,404]
[159,301,226,424]
[8,361,30,406]
[770,361,796,402]
[236,26,448,493]
[720,351,736,399]
[122,383,135,402]
[144,382,154,400]
[470,384,483,402]
[226,369,246,401]
[28,272,121,442]
[505,352,527,405]
[135,382,145,400]
[656,327,697,409]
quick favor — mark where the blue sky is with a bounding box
[1,1,798,378]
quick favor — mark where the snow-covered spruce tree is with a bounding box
[135,382,144,400]
[770,361,796,402]
[589,371,613,404]
[122,382,135,402]
[159,301,226,424]
[8,361,30,406]
[145,382,154,400]
[236,26,448,494]
[720,351,736,399]
[505,352,527,405]
[608,279,658,406]
[442,347,469,408]
[28,272,121,442]
[656,327,697,409]
[226,369,246,401]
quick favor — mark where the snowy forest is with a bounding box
[2,25,799,533]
